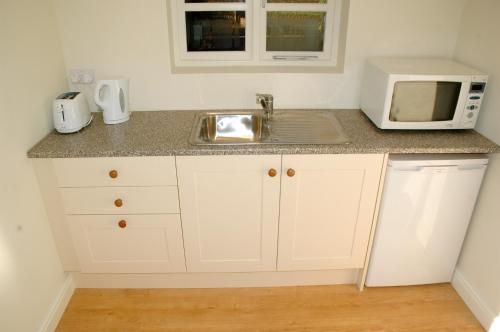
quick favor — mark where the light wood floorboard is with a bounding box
[56,283,483,332]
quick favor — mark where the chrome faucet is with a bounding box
[256,93,274,121]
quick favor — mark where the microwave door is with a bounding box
[389,81,461,123]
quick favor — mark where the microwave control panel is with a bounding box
[461,81,487,128]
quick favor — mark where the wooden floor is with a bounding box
[56,283,483,332]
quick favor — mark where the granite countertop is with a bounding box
[27,109,499,158]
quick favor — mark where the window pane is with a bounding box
[185,0,244,2]
[185,11,245,52]
[266,12,325,52]
[389,82,461,122]
[267,0,327,3]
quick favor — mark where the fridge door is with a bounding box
[366,160,487,286]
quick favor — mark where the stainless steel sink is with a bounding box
[192,112,268,144]
[189,110,349,145]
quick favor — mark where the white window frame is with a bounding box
[167,0,348,71]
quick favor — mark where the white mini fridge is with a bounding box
[366,154,488,287]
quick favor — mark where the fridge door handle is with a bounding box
[418,165,486,173]
[391,162,487,172]
[457,164,487,171]
[391,166,423,172]
[422,166,457,172]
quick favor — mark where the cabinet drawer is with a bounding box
[68,214,186,273]
[61,187,179,215]
[53,157,177,187]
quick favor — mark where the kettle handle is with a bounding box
[94,81,109,108]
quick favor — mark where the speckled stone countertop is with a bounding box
[27,109,499,158]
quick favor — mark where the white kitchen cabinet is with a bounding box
[36,153,385,280]
[33,157,185,273]
[278,154,384,271]
[69,214,186,273]
[176,155,282,272]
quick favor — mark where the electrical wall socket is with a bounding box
[69,69,95,84]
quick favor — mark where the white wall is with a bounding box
[52,0,465,111]
[0,1,69,331]
[453,0,500,329]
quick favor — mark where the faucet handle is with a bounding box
[256,93,273,105]
[256,93,273,99]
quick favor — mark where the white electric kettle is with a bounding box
[94,78,130,124]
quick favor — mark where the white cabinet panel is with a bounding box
[53,157,177,187]
[61,186,179,215]
[278,154,384,270]
[177,155,281,272]
[69,214,186,273]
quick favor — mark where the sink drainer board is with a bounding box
[189,110,350,145]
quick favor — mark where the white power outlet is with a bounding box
[69,69,95,84]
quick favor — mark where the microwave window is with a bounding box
[389,81,462,122]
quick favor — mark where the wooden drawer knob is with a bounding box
[268,168,277,177]
[118,220,127,228]
[114,198,123,207]
[287,168,295,177]
[109,170,118,179]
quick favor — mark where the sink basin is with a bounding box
[191,111,268,144]
[189,110,349,145]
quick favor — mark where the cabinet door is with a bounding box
[278,154,384,271]
[177,155,281,272]
[69,214,186,273]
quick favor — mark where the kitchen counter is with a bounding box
[27,109,499,158]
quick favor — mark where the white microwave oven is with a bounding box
[360,58,488,130]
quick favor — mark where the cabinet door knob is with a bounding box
[114,198,123,207]
[109,170,118,179]
[268,168,277,177]
[118,220,127,228]
[287,168,295,177]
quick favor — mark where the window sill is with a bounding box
[169,63,345,74]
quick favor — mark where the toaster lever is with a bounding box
[60,104,65,122]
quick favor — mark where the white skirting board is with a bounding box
[73,269,358,288]
[38,273,75,332]
[452,270,496,330]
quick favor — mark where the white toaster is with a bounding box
[53,92,92,133]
